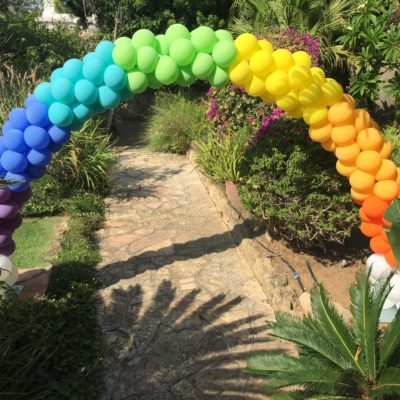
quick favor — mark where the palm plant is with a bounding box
[229,0,356,71]
[245,270,400,399]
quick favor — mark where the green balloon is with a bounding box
[127,69,148,93]
[176,66,196,87]
[190,26,217,53]
[131,29,156,50]
[212,40,237,68]
[115,36,132,46]
[155,34,170,55]
[209,66,229,88]
[155,56,179,85]
[147,73,163,89]
[137,46,159,73]
[165,23,190,43]
[169,38,196,67]
[113,42,137,70]
[215,29,233,42]
[191,53,215,80]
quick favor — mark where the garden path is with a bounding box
[96,127,286,399]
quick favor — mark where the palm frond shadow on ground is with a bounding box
[98,280,287,400]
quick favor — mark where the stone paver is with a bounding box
[97,146,287,400]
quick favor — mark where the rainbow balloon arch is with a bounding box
[0,24,399,311]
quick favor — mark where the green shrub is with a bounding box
[49,118,116,194]
[65,192,105,217]
[382,123,400,166]
[239,120,359,247]
[146,92,208,154]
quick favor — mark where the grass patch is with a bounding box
[12,216,64,269]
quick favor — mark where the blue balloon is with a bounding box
[48,140,64,153]
[91,100,105,114]
[104,64,127,90]
[63,58,83,82]
[74,79,98,105]
[83,52,97,63]
[4,129,28,152]
[34,82,55,106]
[98,85,120,109]
[25,95,37,108]
[69,118,85,132]
[48,125,71,145]
[1,150,28,173]
[9,108,29,130]
[48,102,74,127]
[0,137,8,156]
[5,172,30,192]
[2,121,13,135]
[51,77,75,104]
[119,87,135,101]
[26,102,50,127]
[24,125,50,150]
[82,58,105,85]
[25,164,46,180]
[73,104,92,121]
[95,41,115,65]
[27,148,51,167]
[50,68,64,82]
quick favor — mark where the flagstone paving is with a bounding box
[97,142,289,400]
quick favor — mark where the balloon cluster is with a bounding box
[112,24,237,92]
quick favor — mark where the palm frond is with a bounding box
[379,308,400,369]
[373,367,400,397]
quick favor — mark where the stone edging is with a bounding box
[187,148,299,312]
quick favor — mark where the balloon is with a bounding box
[303,106,328,126]
[73,103,92,121]
[349,170,375,193]
[272,49,294,71]
[0,200,19,219]
[103,64,127,91]
[375,159,397,181]
[328,101,355,126]
[63,58,83,82]
[370,236,391,254]
[51,77,75,104]
[249,50,275,77]
[354,109,371,132]
[176,67,196,87]
[0,256,17,286]
[0,138,7,156]
[209,66,229,88]
[95,41,115,64]
[0,227,12,247]
[34,82,55,106]
[74,79,98,105]
[190,26,217,53]
[2,121,13,135]
[25,94,37,108]
[258,39,274,53]
[112,41,137,70]
[3,129,28,152]
[265,70,290,96]
[48,141,64,153]
[229,60,251,86]
[9,108,29,130]
[373,180,399,202]
[27,148,51,167]
[363,195,389,219]
[1,150,28,173]
[24,125,50,150]
[335,142,361,162]
[2,213,22,231]
[331,125,356,145]
[82,58,106,85]
[51,67,64,82]
[357,128,383,151]
[310,67,326,85]
[165,24,190,43]
[169,39,196,67]
[48,125,71,145]
[131,29,156,49]
[298,83,322,107]
[360,222,382,238]
[98,86,120,109]
[155,34,170,56]
[26,164,46,179]
[154,56,179,85]
[275,91,299,111]
[91,99,105,114]
[366,254,392,281]
[191,53,215,80]
[356,150,382,174]
[336,160,357,177]
[234,33,259,60]
[321,79,343,106]
[119,86,135,101]
[244,74,265,96]
[308,122,332,143]
[288,65,312,90]
[215,29,233,42]
[212,40,237,68]
[147,72,163,89]
[127,69,148,93]
[0,189,11,203]
[385,250,397,268]
[0,241,16,257]
[379,141,392,159]
[293,51,311,68]
[137,46,159,73]
[26,102,50,127]
[115,36,131,46]
[48,102,74,127]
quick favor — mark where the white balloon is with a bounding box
[387,274,400,304]
[383,298,395,309]
[366,254,392,281]
[0,256,18,287]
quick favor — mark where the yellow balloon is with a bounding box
[335,141,360,162]
[349,170,375,193]
[310,67,326,86]
[258,39,274,53]
[331,125,356,145]
[321,79,343,106]
[249,50,275,76]
[245,74,266,97]
[261,92,275,103]
[336,160,358,177]
[293,51,311,68]
[286,104,303,119]
[234,33,260,60]
[351,188,372,202]
[229,60,252,86]
[303,106,328,126]
[354,109,371,132]
[342,94,356,108]
[275,91,299,111]
[379,141,392,159]
[356,150,382,174]
[265,70,290,96]
[298,83,323,107]
[375,159,397,181]
[373,180,399,202]
[288,65,312,91]
[272,49,294,71]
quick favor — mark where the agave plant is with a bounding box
[245,271,400,399]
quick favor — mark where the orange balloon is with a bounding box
[335,142,360,162]
[363,195,389,219]
[354,109,371,132]
[350,170,375,193]
[356,150,382,174]
[336,160,357,177]
[385,250,397,268]
[351,188,372,203]
[370,236,391,254]
[373,180,399,202]
[342,94,356,108]
[331,125,356,145]
[308,122,332,142]
[360,222,382,238]
[359,207,383,224]
[375,159,397,181]
[371,120,380,130]
[321,138,336,152]
[379,141,393,159]
[328,101,355,126]
[357,128,383,151]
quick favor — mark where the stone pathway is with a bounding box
[97,141,287,399]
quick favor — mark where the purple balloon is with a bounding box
[9,108,29,130]
[24,125,50,150]
[26,102,50,127]
[5,172,30,192]
[2,213,22,232]
[0,227,12,247]
[3,129,28,152]
[11,187,32,205]
[0,189,12,203]
[2,121,13,135]
[0,240,16,256]
[0,200,19,220]
[48,125,71,145]
[25,95,37,108]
